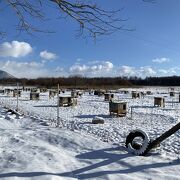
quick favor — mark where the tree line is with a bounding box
[0,77,131,89]
[1,76,180,88]
[129,76,180,86]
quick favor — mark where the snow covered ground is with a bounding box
[0,86,179,179]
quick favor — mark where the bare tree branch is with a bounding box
[50,0,131,38]
[4,0,49,35]
[1,0,154,39]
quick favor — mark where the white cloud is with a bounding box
[139,66,156,76]
[0,41,32,58]
[119,66,136,76]
[0,60,66,78]
[152,57,170,63]
[69,62,158,78]
[1,57,179,78]
[0,60,46,78]
[119,66,156,77]
[158,67,180,76]
[40,50,57,60]
[69,61,113,76]
[70,64,89,73]
[158,69,168,74]
[89,61,113,72]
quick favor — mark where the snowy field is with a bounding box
[0,86,179,179]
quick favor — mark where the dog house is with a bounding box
[5,89,12,95]
[109,101,127,117]
[13,90,21,97]
[140,92,146,97]
[123,90,129,94]
[0,90,5,94]
[170,92,175,97]
[78,91,83,97]
[40,88,47,93]
[170,87,174,91]
[94,90,99,95]
[146,91,152,95]
[104,93,114,101]
[154,97,165,107]
[94,90,106,96]
[71,91,79,98]
[24,88,31,92]
[30,92,40,100]
[59,96,77,107]
[31,88,38,93]
[49,90,57,99]
[132,91,140,99]
[89,90,94,95]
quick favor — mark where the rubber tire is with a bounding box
[126,129,150,155]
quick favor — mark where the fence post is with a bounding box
[131,106,133,120]
[172,98,174,108]
[57,84,60,126]
[16,82,19,111]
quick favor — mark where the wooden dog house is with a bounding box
[104,93,114,101]
[94,90,106,96]
[109,101,127,117]
[141,91,146,96]
[49,90,57,99]
[170,92,175,97]
[132,91,140,99]
[154,97,165,107]
[123,90,129,94]
[0,90,5,94]
[146,91,152,95]
[78,91,83,97]
[13,90,21,97]
[31,88,38,93]
[71,91,78,98]
[59,96,77,107]
[5,89,12,95]
[40,88,47,93]
[30,92,40,100]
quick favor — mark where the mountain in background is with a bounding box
[0,70,15,79]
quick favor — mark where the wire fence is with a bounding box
[0,92,179,159]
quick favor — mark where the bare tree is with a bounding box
[1,0,155,39]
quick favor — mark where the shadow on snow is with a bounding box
[0,146,179,179]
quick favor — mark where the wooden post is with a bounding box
[131,106,133,119]
[172,98,173,108]
[57,84,60,126]
[16,82,19,111]
[143,122,180,155]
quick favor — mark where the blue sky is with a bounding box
[0,0,180,78]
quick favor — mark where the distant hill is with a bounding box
[0,70,15,79]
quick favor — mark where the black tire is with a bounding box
[125,129,150,155]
